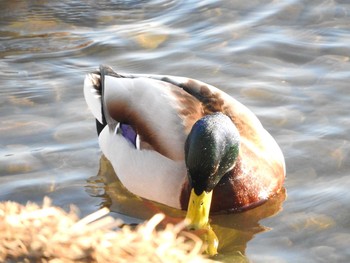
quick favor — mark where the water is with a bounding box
[1,0,350,262]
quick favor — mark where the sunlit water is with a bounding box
[1,0,350,262]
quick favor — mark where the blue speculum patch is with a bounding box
[120,123,137,147]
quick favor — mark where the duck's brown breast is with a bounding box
[180,155,285,213]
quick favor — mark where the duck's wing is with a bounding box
[123,73,264,138]
[84,66,203,161]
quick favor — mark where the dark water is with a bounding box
[1,0,350,262]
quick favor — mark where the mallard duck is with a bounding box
[84,65,285,230]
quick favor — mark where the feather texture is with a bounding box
[84,66,285,211]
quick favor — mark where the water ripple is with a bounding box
[1,0,350,262]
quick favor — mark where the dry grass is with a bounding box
[0,198,215,263]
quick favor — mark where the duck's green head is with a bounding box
[184,112,240,229]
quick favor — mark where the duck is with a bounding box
[84,65,285,230]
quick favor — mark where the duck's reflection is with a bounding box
[86,155,286,260]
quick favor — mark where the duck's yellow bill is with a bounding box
[185,189,218,255]
[185,189,213,229]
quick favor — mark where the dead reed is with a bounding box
[0,197,215,263]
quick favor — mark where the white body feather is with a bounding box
[99,127,186,208]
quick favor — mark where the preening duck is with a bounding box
[84,65,285,230]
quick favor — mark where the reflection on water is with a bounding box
[1,0,350,262]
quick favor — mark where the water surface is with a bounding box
[1,0,350,262]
